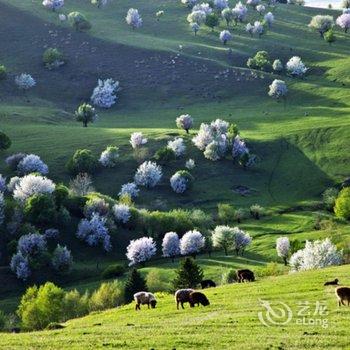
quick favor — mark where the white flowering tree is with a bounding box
[126,8,143,29]
[193,3,213,14]
[91,79,119,108]
[134,161,162,188]
[180,230,205,258]
[276,237,290,265]
[170,170,194,194]
[256,4,265,14]
[286,56,308,77]
[190,22,200,35]
[10,252,31,281]
[247,0,261,7]
[232,135,249,160]
[76,213,112,252]
[187,10,206,25]
[51,244,73,273]
[246,23,254,36]
[112,204,131,224]
[162,232,181,261]
[289,238,342,272]
[222,8,234,27]
[130,132,147,149]
[185,158,195,170]
[167,138,186,157]
[219,30,232,45]
[253,21,264,37]
[214,0,229,10]
[336,13,350,32]
[126,237,156,266]
[212,225,235,255]
[42,0,64,11]
[176,114,193,133]
[119,182,139,199]
[268,79,288,101]
[15,74,36,90]
[13,174,55,202]
[264,12,274,28]
[272,59,283,72]
[308,15,334,37]
[0,192,5,227]
[233,227,252,255]
[0,175,6,193]
[99,146,119,167]
[232,2,248,23]
[17,154,49,175]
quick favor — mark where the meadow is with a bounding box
[0,0,349,347]
[1,265,350,349]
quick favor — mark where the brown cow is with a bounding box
[335,287,350,307]
[236,269,255,282]
[189,291,210,307]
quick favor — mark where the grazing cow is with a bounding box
[134,292,157,310]
[201,279,216,289]
[324,278,339,286]
[175,289,195,309]
[189,291,210,307]
[236,269,255,283]
[335,287,350,307]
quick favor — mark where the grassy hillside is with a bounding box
[0,0,349,210]
[1,265,350,349]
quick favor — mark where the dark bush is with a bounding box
[54,184,70,208]
[42,48,65,69]
[0,131,11,150]
[66,149,98,175]
[63,195,87,217]
[0,65,7,80]
[154,147,176,162]
[68,12,92,31]
[124,269,147,303]
[101,264,126,279]
[24,194,57,226]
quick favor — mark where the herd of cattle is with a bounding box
[133,270,350,311]
[133,269,255,310]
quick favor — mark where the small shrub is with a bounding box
[221,269,237,284]
[0,131,11,150]
[24,194,57,226]
[68,12,92,31]
[247,51,271,71]
[0,65,7,80]
[0,310,5,331]
[101,264,126,279]
[217,203,235,224]
[322,187,339,211]
[62,290,89,321]
[154,147,176,162]
[66,149,98,175]
[257,262,287,277]
[89,281,124,311]
[334,187,350,219]
[42,48,65,69]
[147,270,171,292]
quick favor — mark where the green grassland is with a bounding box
[1,265,350,349]
[0,0,349,345]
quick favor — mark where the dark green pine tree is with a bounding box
[124,268,148,303]
[173,257,204,289]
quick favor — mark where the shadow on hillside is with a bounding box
[0,2,264,111]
